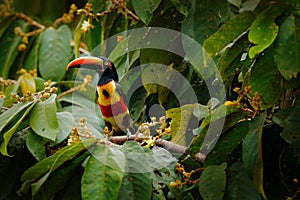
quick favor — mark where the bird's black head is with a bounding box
[66,56,119,85]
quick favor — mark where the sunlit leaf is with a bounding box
[19,73,36,96]
[203,11,255,57]
[56,111,73,144]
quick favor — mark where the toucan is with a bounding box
[66,56,130,136]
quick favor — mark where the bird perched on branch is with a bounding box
[66,56,130,136]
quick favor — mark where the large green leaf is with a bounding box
[224,162,261,200]
[199,163,227,200]
[132,0,161,25]
[244,48,283,109]
[118,141,152,200]
[38,25,72,81]
[242,113,266,199]
[203,11,255,57]
[81,145,125,200]
[29,94,59,141]
[0,15,15,39]
[0,101,37,156]
[274,12,300,80]
[19,139,97,196]
[0,19,28,79]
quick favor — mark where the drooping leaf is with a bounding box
[170,0,192,16]
[203,11,255,57]
[33,151,90,199]
[0,15,15,39]
[274,12,300,80]
[19,139,97,195]
[38,25,72,81]
[118,141,152,200]
[132,0,161,25]
[0,101,36,156]
[19,73,36,96]
[224,162,261,200]
[242,113,267,199]
[81,145,125,200]
[29,94,59,141]
[26,128,47,161]
[199,163,227,200]
[0,101,33,133]
[273,102,300,144]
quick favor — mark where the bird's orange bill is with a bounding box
[66,56,104,71]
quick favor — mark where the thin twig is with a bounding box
[15,12,45,29]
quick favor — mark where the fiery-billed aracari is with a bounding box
[66,56,130,136]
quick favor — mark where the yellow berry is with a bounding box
[18,43,27,51]
[43,92,50,98]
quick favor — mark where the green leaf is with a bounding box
[224,162,261,200]
[203,11,255,57]
[199,163,227,200]
[118,141,152,200]
[29,94,59,141]
[274,12,300,80]
[19,139,97,195]
[244,48,283,109]
[0,20,28,79]
[26,128,47,161]
[248,6,283,58]
[273,102,300,144]
[56,111,73,144]
[81,145,125,200]
[132,0,161,25]
[38,25,72,81]
[242,113,267,199]
[0,101,36,156]
[166,104,198,146]
[0,15,15,39]
[0,101,33,133]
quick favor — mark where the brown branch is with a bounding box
[15,12,45,30]
[108,134,206,163]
